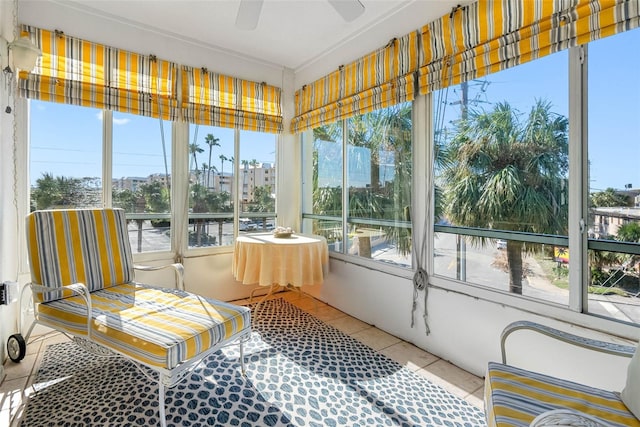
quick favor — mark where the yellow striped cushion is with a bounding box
[485,362,640,427]
[36,282,251,369]
[27,209,134,303]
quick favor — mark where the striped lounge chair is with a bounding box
[485,321,639,427]
[6,208,252,427]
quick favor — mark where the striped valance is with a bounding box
[291,32,419,133]
[293,0,640,133]
[18,26,179,120]
[182,66,283,134]
[417,0,640,95]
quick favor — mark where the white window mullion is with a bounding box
[171,121,189,258]
[342,119,349,255]
[234,128,241,237]
[102,109,113,208]
[568,44,588,312]
[412,94,431,273]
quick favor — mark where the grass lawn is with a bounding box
[536,254,629,296]
[537,256,569,289]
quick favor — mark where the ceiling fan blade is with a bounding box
[328,0,365,22]
[236,0,264,30]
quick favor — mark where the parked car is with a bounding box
[239,218,257,231]
[496,239,507,250]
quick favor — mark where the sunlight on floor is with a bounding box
[1,290,484,426]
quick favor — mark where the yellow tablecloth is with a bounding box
[232,233,329,287]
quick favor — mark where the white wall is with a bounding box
[0,0,20,371]
[19,1,284,87]
[306,259,635,391]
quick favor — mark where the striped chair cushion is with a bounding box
[27,209,134,302]
[485,361,640,427]
[37,282,252,369]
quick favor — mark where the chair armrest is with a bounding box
[530,409,615,426]
[30,282,89,298]
[134,263,185,290]
[30,282,93,338]
[501,320,635,364]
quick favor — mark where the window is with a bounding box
[302,102,413,267]
[433,51,569,304]
[187,125,235,248]
[186,126,276,249]
[587,28,640,323]
[29,102,175,254]
[30,101,103,210]
[302,121,343,252]
[112,112,172,253]
[239,130,277,234]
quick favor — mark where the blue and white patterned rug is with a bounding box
[22,298,486,426]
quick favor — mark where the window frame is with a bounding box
[427,43,640,333]
[25,102,277,261]
[301,103,416,276]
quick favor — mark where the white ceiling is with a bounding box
[22,0,464,73]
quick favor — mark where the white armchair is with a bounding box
[484,321,639,427]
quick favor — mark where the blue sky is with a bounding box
[29,28,638,191]
[29,103,276,185]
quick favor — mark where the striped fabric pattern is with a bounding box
[27,209,134,303]
[18,26,179,120]
[485,361,640,427]
[418,0,640,95]
[291,32,419,133]
[182,66,283,133]
[292,0,640,133]
[36,282,251,369]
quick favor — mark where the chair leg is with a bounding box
[239,340,246,376]
[158,380,167,427]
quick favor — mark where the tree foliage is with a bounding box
[31,173,101,210]
[311,103,413,257]
[590,188,631,208]
[441,100,569,293]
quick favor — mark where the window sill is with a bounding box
[429,274,640,342]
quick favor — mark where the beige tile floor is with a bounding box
[0,290,485,426]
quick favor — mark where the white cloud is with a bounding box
[95,111,130,125]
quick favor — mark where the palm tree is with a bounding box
[249,159,259,200]
[204,134,220,188]
[201,163,209,186]
[442,100,569,294]
[31,173,100,210]
[310,106,413,257]
[189,143,204,174]
[219,154,228,191]
[591,188,631,208]
[241,159,249,209]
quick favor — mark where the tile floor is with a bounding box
[0,290,485,426]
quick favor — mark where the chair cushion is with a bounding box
[485,361,640,427]
[621,345,640,419]
[27,209,134,302]
[36,282,251,369]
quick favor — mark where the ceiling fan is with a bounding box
[236,0,366,30]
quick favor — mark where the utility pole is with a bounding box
[447,79,490,282]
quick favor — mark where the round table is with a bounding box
[232,233,329,288]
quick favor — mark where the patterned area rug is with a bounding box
[21,298,486,426]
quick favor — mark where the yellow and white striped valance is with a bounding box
[418,0,640,95]
[182,66,283,134]
[293,0,639,133]
[18,26,179,120]
[291,32,419,133]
